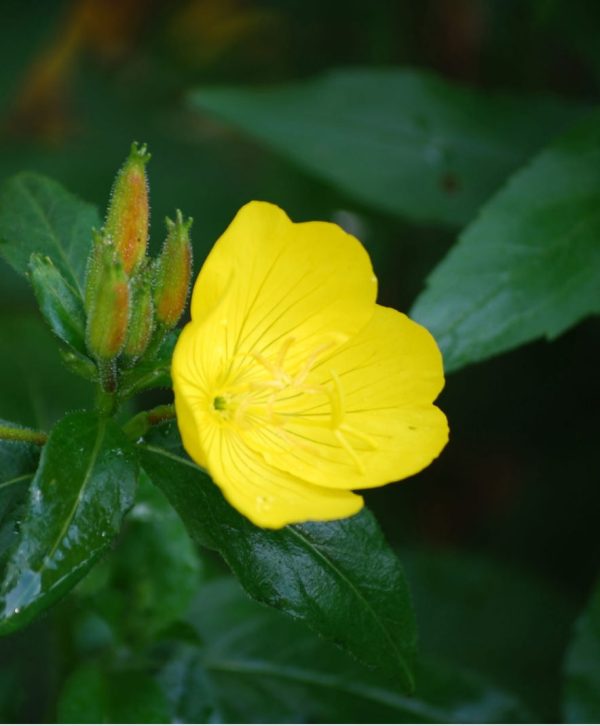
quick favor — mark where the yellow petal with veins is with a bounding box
[199,425,364,528]
[242,305,448,489]
[172,201,449,528]
[189,201,377,376]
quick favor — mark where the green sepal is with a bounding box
[58,347,98,382]
[28,252,87,355]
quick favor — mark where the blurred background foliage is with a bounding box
[0,0,599,722]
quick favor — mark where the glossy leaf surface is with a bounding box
[0,434,39,570]
[0,173,99,295]
[0,411,138,634]
[190,68,584,225]
[412,113,600,372]
[140,421,417,690]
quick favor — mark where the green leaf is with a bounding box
[28,253,87,355]
[0,173,99,296]
[0,411,138,634]
[403,549,576,720]
[0,434,39,569]
[411,112,600,372]
[0,313,94,429]
[189,68,584,226]
[563,577,600,723]
[158,577,528,724]
[101,474,203,644]
[57,664,170,724]
[141,421,417,691]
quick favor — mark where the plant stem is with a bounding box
[98,358,118,393]
[123,403,176,440]
[0,424,47,446]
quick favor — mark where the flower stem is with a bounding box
[123,403,176,440]
[0,424,47,446]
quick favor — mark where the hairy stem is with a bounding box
[0,424,47,446]
[123,403,176,440]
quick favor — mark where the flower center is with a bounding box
[209,337,377,472]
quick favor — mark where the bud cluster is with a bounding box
[84,142,193,392]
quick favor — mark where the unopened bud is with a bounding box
[84,230,114,312]
[85,251,130,361]
[153,211,193,329]
[105,142,150,275]
[122,267,154,364]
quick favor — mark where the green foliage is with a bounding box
[0,5,598,719]
[0,436,39,570]
[190,68,584,226]
[141,421,417,691]
[0,412,137,634]
[58,665,170,724]
[0,173,100,295]
[563,578,600,722]
[99,475,204,644]
[404,550,575,719]
[0,314,94,429]
[28,253,87,355]
[156,577,528,723]
[412,112,600,371]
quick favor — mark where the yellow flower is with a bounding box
[172,202,448,528]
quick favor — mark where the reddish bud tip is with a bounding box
[105,142,150,275]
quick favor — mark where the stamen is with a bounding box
[340,422,378,451]
[329,369,345,429]
[334,428,365,473]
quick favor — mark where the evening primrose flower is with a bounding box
[172,202,448,528]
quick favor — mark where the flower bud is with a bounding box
[105,142,150,275]
[85,250,130,361]
[84,230,114,312]
[122,267,155,364]
[153,211,193,329]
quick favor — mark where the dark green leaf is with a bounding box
[0,173,99,296]
[0,433,39,569]
[403,549,576,720]
[0,411,138,634]
[411,112,600,372]
[563,578,600,723]
[105,474,203,643]
[28,253,87,355]
[57,664,170,724]
[158,577,528,724]
[0,313,94,429]
[190,68,584,225]
[140,421,417,690]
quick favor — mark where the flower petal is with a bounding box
[243,305,448,489]
[201,426,364,528]
[189,201,377,379]
[172,322,210,468]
